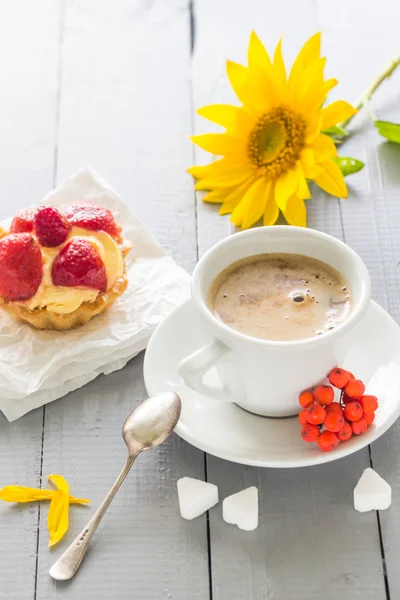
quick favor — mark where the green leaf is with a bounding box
[333,157,364,176]
[375,120,400,143]
[323,125,349,144]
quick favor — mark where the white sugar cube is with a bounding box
[354,468,392,512]
[223,486,259,531]
[177,477,219,520]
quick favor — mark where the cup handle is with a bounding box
[178,340,233,402]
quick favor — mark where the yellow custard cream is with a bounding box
[18,227,124,315]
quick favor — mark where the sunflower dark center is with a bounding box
[248,107,307,179]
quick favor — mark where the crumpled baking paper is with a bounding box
[0,168,190,421]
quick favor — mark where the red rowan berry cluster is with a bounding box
[298,368,378,452]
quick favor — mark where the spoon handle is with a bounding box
[49,455,137,581]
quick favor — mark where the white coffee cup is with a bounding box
[178,226,371,417]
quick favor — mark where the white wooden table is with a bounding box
[1,1,400,598]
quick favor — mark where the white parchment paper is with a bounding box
[0,168,190,421]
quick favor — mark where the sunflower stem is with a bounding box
[340,55,400,128]
[361,96,377,123]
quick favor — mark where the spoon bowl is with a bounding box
[122,392,181,455]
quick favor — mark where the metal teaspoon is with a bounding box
[49,391,182,581]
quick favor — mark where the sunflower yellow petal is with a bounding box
[230,178,264,228]
[300,149,323,179]
[262,182,280,226]
[194,174,249,190]
[189,159,236,179]
[289,32,321,88]
[193,160,252,189]
[311,78,338,110]
[197,105,241,129]
[305,114,322,143]
[196,105,256,137]
[315,160,348,198]
[310,134,337,162]
[296,57,326,102]
[240,178,270,229]
[226,60,266,115]
[219,178,255,214]
[247,33,280,106]
[202,189,230,204]
[321,100,357,130]
[190,133,245,156]
[299,77,338,118]
[273,38,287,91]
[274,168,300,211]
[47,474,69,547]
[248,31,273,72]
[264,202,279,225]
[297,165,311,199]
[282,195,307,227]
[189,157,247,176]
[189,157,251,186]
[226,60,247,95]
[323,78,338,95]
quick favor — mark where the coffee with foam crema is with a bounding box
[208,253,351,342]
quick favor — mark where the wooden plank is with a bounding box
[192,1,387,598]
[35,1,209,598]
[0,1,61,599]
[318,2,400,596]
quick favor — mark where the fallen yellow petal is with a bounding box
[69,496,91,505]
[1,474,90,549]
[0,485,90,506]
[48,475,70,547]
[48,491,69,547]
[0,486,55,503]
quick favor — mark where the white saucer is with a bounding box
[143,299,400,468]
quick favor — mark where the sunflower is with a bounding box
[189,32,357,228]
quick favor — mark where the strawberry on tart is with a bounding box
[0,201,131,330]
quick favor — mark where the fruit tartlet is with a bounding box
[0,201,131,330]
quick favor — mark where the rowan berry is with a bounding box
[336,422,353,442]
[364,412,376,426]
[313,385,334,406]
[328,367,351,389]
[352,417,368,435]
[306,404,326,425]
[298,390,314,408]
[344,379,365,399]
[344,401,363,422]
[325,402,343,415]
[301,423,320,443]
[317,430,339,452]
[324,412,345,432]
[360,395,378,414]
[298,410,308,426]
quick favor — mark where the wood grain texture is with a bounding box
[319,2,400,596]
[0,1,61,598]
[34,1,208,598]
[192,0,389,598]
